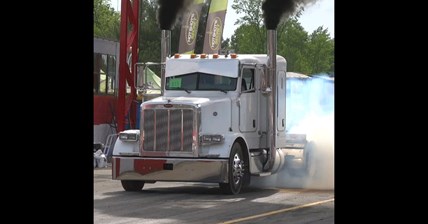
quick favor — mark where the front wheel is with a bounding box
[219,142,246,195]
[121,180,145,191]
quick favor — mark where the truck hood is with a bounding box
[143,96,227,108]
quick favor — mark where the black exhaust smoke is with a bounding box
[157,0,192,95]
[262,0,318,29]
[157,0,193,30]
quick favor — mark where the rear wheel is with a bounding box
[304,141,317,178]
[284,141,316,177]
[219,142,246,195]
[121,180,145,191]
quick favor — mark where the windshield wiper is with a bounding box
[183,89,191,93]
[207,89,227,94]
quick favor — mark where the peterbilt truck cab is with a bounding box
[111,51,313,195]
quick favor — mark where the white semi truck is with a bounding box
[111,30,314,195]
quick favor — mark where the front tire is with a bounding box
[219,142,246,195]
[121,180,145,191]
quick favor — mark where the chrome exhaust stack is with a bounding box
[264,29,277,172]
[160,29,171,95]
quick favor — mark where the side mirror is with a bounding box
[259,65,270,95]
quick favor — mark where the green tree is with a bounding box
[306,26,334,74]
[138,0,189,63]
[232,0,264,27]
[138,0,161,63]
[221,38,230,50]
[231,24,265,53]
[277,18,310,74]
[228,0,334,75]
[94,0,121,40]
[230,0,265,53]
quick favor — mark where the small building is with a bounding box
[93,38,120,144]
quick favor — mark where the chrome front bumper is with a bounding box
[112,157,229,183]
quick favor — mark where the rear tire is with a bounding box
[219,142,246,195]
[304,141,317,178]
[121,180,145,191]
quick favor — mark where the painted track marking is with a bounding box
[219,198,334,224]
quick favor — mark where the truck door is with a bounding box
[239,65,257,133]
[276,70,287,147]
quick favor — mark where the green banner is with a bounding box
[202,0,228,54]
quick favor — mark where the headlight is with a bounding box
[200,134,224,145]
[119,133,139,141]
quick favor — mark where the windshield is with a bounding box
[165,72,237,91]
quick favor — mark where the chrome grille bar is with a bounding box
[143,108,194,152]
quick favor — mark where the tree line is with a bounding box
[94,0,334,76]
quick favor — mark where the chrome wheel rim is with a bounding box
[232,152,244,185]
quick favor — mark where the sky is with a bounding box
[109,0,334,39]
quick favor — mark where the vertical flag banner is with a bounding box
[178,0,205,54]
[202,0,228,54]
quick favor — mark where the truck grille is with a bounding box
[143,108,194,152]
